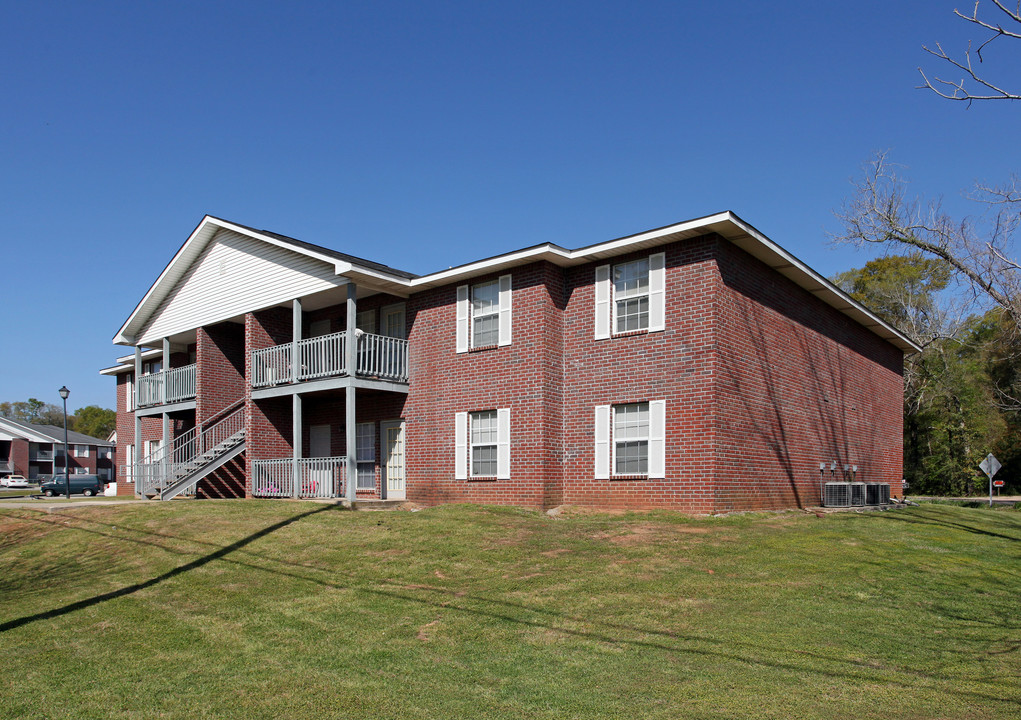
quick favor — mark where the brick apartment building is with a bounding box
[0,416,116,483]
[101,212,917,512]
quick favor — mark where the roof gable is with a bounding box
[135,228,350,345]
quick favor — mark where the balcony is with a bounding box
[29,450,54,461]
[251,331,409,388]
[136,364,197,408]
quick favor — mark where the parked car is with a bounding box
[39,474,104,497]
[4,475,31,488]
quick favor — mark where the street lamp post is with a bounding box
[58,386,70,500]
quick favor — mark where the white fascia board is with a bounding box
[719,213,921,354]
[0,417,56,444]
[113,216,358,346]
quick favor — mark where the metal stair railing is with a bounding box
[135,400,245,497]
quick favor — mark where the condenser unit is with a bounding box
[824,482,851,507]
[865,483,890,506]
[850,482,867,506]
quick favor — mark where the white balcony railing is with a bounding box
[251,331,408,388]
[252,456,347,498]
[136,364,197,408]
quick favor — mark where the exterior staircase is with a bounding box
[137,401,246,501]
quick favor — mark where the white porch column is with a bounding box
[161,412,169,488]
[292,298,303,498]
[134,346,142,497]
[292,393,302,499]
[292,298,302,383]
[346,283,357,502]
[162,337,171,404]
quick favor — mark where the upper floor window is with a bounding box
[142,360,162,375]
[74,445,89,458]
[614,259,650,333]
[456,275,512,352]
[594,253,665,339]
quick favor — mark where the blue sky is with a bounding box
[1,0,1016,412]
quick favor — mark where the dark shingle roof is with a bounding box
[220,218,420,280]
[17,422,114,446]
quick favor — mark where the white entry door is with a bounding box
[381,420,406,500]
[307,424,331,497]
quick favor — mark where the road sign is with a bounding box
[980,454,1001,480]
[981,454,1003,507]
[993,480,1005,488]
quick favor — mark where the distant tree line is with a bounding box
[832,2,1020,495]
[0,399,116,440]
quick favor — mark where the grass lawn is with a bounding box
[0,502,1018,719]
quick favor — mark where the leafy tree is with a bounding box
[834,255,1005,494]
[74,405,116,439]
[0,398,71,429]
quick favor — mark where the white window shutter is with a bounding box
[594,264,611,339]
[497,408,511,479]
[498,274,512,346]
[455,412,468,479]
[594,405,611,479]
[456,285,469,353]
[649,252,666,332]
[649,400,666,479]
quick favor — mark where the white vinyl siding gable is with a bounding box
[140,229,348,345]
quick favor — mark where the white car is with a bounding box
[4,475,30,488]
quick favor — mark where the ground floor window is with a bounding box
[595,400,665,479]
[356,422,375,490]
[454,409,510,480]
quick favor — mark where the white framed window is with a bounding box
[98,447,113,460]
[456,275,512,352]
[142,360,162,375]
[595,253,665,339]
[357,309,377,335]
[125,374,134,412]
[381,303,406,340]
[356,422,376,490]
[74,444,89,458]
[594,401,665,479]
[471,410,498,477]
[74,467,88,475]
[454,409,510,479]
[614,259,650,333]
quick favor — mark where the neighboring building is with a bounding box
[0,416,116,482]
[101,212,918,512]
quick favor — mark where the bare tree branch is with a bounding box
[918,1,1021,104]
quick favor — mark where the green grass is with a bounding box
[1,502,1018,719]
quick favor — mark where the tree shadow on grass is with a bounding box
[2,505,1017,708]
[865,506,1021,543]
[0,503,335,634]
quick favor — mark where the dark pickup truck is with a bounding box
[39,474,105,497]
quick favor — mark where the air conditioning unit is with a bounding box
[824,482,851,507]
[850,482,867,506]
[865,483,890,505]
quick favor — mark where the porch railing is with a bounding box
[251,331,408,388]
[136,364,197,408]
[136,401,245,496]
[252,456,346,498]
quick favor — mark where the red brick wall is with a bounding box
[712,240,904,511]
[196,322,246,423]
[114,373,135,496]
[561,239,718,512]
[403,261,566,508]
[10,439,29,478]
